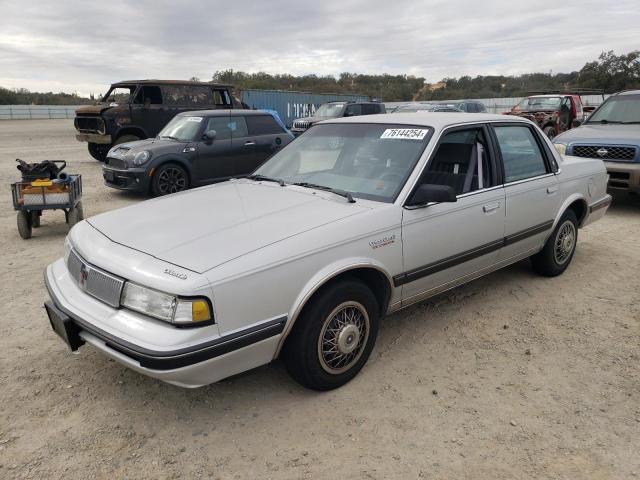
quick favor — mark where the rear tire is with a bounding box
[152,163,189,196]
[17,211,32,239]
[31,211,41,228]
[282,280,380,391]
[531,210,578,277]
[88,142,109,162]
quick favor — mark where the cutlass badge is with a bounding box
[163,268,188,280]
[369,234,396,249]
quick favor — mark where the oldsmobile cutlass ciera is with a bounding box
[44,113,611,391]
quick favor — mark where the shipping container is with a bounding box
[240,89,369,127]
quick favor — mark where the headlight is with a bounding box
[132,150,151,166]
[554,143,567,156]
[120,282,212,325]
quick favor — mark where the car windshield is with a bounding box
[315,103,345,117]
[254,123,431,202]
[158,115,203,142]
[516,96,562,111]
[587,95,640,124]
[101,86,135,105]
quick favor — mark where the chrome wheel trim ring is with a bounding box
[317,301,370,375]
[554,220,576,265]
[158,167,186,194]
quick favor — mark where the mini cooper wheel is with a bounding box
[152,164,189,196]
[283,280,379,391]
[531,209,578,277]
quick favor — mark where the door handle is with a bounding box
[547,186,558,194]
[244,141,255,146]
[483,202,500,213]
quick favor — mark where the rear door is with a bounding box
[400,124,506,305]
[490,123,560,261]
[232,114,287,174]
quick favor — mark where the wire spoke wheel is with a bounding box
[554,220,576,265]
[158,167,187,194]
[317,301,370,374]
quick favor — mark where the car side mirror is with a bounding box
[203,130,216,144]
[407,184,457,206]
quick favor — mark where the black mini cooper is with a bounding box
[102,110,293,195]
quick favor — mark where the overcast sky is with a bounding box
[0,0,638,96]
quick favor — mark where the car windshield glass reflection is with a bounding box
[254,123,431,203]
[587,95,640,124]
[315,104,345,117]
[158,116,203,142]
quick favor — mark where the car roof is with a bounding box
[322,112,530,129]
[176,109,270,117]
[616,89,640,96]
[112,80,233,88]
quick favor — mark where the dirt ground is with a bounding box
[0,119,638,480]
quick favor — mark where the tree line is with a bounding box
[1,50,638,105]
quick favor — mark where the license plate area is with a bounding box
[44,301,85,351]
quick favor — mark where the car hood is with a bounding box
[110,138,188,157]
[294,116,334,125]
[556,123,640,144]
[86,180,370,273]
[75,104,112,115]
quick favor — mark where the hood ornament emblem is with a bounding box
[596,148,609,157]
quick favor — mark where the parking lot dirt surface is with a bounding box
[0,119,638,480]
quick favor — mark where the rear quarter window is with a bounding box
[245,115,285,135]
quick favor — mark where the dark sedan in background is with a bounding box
[102,110,293,195]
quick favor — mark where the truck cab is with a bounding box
[507,93,586,140]
[74,80,242,161]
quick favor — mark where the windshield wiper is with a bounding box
[621,121,640,124]
[293,182,355,203]
[589,119,622,124]
[246,174,286,186]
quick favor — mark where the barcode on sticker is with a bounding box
[186,117,203,122]
[380,128,428,140]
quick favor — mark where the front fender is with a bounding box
[274,257,395,357]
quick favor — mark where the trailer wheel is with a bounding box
[67,207,81,227]
[31,211,41,228]
[17,211,32,239]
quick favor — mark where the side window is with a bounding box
[134,86,162,105]
[475,103,487,113]
[345,104,362,116]
[361,104,380,115]
[494,126,548,183]
[245,115,284,136]
[205,117,248,140]
[162,85,212,106]
[420,127,494,195]
[212,89,231,106]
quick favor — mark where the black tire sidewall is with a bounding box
[532,210,578,276]
[283,280,380,391]
[152,163,189,196]
[17,211,32,239]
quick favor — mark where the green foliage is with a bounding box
[2,51,638,105]
[0,87,92,105]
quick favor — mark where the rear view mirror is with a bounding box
[203,130,216,144]
[407,184,457,206]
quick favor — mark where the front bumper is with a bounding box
[76,132,112,144]
[102,166,149,192]
[604,161,640,194]
[44,260,285,387]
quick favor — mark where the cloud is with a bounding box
[0,0,638,96]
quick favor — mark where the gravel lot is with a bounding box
[0,119,638,480]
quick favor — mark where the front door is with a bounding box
[130,85,172,137]
[491,124,560,261]
[399,125,506,306]
[193,114,234,184]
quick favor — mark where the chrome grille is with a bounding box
[293,120,311,130]
[66,249,124,308]
[573,145,636,161]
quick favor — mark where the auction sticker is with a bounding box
[380,128,428,140]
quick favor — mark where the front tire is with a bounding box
[282,280,380,391]
[88,143,109,162]
[531,210,578,277]
[152,163,189,196]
